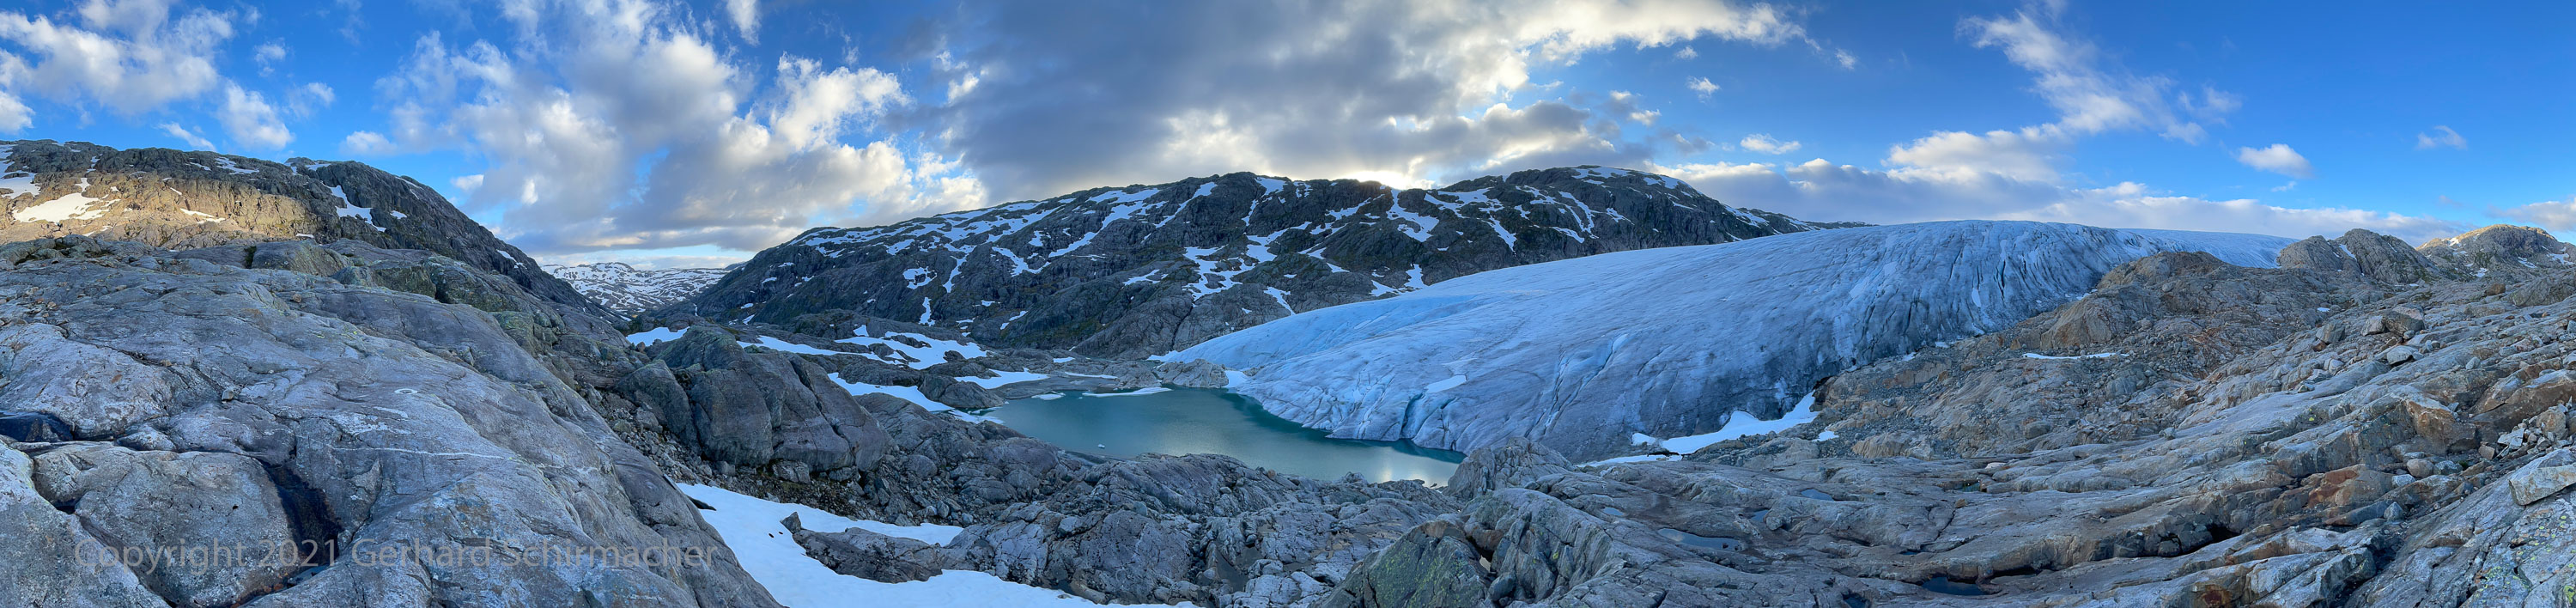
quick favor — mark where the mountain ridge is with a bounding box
[0,139,607,317]
[671,164,1862,358]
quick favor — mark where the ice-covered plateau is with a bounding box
[1182,220,2299,459]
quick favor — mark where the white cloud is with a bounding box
[0,0,236,114]
[157,122,214,149]
[2415,125,2465,150]
[286,82,332,115]
[2270,180,2295,192]
[341,130,395,155]
[361,0,973,253]
[929,0,1821,200]
[1909,6,2231,182]
[1674,46,1698,59]
[1738,133,1800,154]
[2234,143,2312,179]
[217,83,290,148]
[1661,157,2463,243]
[1856,8,2234,192]
[0,52,27,132]
[1886,126,2067,181]
[725,0,758,42]
[1686,76,1719,98]
[1832,48,1856,69]
[253,41,284,75]
[2495,199,2576,234]
[767,55,905,149]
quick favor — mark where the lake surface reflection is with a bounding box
[984,386,1462,483]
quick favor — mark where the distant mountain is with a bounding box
[545,262,732,314]
[1181,221,2298,459]
[673,166,1862,358]
[0,139,605,316]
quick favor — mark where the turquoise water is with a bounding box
[983,387,1463,483]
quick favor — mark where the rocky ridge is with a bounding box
[0,235,776,606]
[0,139,605,317]
[671,166,1856,358]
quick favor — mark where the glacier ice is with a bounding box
[1180,221,2298,459]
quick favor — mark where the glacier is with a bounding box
[1179,220,2299,459]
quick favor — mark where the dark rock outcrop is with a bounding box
[635,326,890,476]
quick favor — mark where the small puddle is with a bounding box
[1918,576,1990,596]
[1800,489,1835,501]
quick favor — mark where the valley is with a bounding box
[6,140,2576,607]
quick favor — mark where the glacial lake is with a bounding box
[981,387,1463,483]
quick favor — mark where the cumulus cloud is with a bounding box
[0,0,236,115]
[1674,46,1698,59]
[2415,125,2465,150]
[1738,133,1799,154]
[340,130,395,155]
[1687,76,1719,98]
[360,0,973,253]
[1659,157,2463,243]
[157,122,214,149]
[253,41,284,75]
[724,0,758,42]
[924,0,1820,200]
[1886,126,2067,181]
[0,55,27,132]
[217,83,290,148]
[2234,143,2312,179]
[2495,199,2576,234]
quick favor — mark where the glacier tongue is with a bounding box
[1179,220,2297,459]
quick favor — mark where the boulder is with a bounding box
[29,443,301,608]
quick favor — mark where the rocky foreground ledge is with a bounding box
[12,224,2576,607]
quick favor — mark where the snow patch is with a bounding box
[1652,392,1819,455]
[12,178,109,222]
[830,373,949,412]
[838,325,987,369]
[677,484,1135,608]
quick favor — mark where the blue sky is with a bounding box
[1,0,2567,268]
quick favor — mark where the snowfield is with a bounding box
[1181,221,2296,460]
[679,484,1175,608]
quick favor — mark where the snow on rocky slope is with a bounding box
[547,262,732,313]
[1180,220,2299,459]
[672,166,1857,358]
